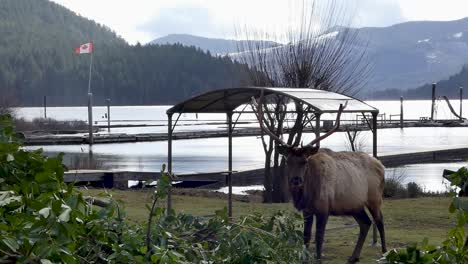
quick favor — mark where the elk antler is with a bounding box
[305,101,348,147]
[251,90,291,147]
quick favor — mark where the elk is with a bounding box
[251,94,386,263]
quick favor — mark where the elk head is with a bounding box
[251,91,347,191]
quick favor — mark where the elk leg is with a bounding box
[369,209,387,253]
[349,209,372,263]
[315,213,329,261]
[303,212,314,248]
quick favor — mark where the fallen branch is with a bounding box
[84,196,110,207]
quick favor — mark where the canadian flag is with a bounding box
[75,42,93,54]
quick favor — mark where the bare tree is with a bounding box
[235,0,370,202]
[345,127,367,152]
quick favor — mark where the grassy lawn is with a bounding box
[82,188,454,264]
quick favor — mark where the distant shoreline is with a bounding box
[13,97,468,107]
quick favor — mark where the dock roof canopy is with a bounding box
[167,87,378,114]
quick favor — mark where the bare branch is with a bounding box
[305,101,348,147]
[251,91,291,147]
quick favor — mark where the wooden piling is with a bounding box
[460,87,463,121]
[106,98,111,132]
[431,83,436,120]
[400,96,404,129]
[43,96,47,119]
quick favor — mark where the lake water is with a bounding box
[15,99,468,192]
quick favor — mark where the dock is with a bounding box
[65,147,468,189]
[66,168,263,189]
[378,147,468,167]
[22,120,468,146]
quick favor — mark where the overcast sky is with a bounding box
[51,0,468,44]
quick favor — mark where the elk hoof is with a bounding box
[347,257,360,263]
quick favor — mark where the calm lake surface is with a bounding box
[15,99,468,192]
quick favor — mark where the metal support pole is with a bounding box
[227,112,233,218]
[371,111,378,245]
[87,93,93,145]
[43,96,47,119]
[167,113,173,212]
[315,114,321,148]
[372,112,378,158]
[460,87,463,121]
[431,83,436,120]
[400,96,404,129]
[106,98,111,132]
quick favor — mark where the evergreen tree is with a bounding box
[0,0,249,106]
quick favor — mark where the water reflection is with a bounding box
[386,162,466,192]
[31,128,468,192]
[19,102,468,193]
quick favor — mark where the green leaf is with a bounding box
[168,250,184,261]
[58,206,71,223]
[52,200,62,214]
[151,254,160,263]
[449,202,456,213]
[0,193,21,206]
[139,246,147,254]
[38,207,51,218]
[35,172,52,184]
[457,213,466,227]
[2,237,19,252]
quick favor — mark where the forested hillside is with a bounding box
[0,0,248,106]
[374,65,468,99]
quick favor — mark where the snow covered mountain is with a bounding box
[149,34,279,55]
[150,17,468,94]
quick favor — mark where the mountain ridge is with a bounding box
[151,17,468,95]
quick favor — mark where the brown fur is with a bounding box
[298,148,384,216]
[282,147,386,263]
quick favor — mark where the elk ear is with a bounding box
[277,145,290,156]
[303,146,319,156]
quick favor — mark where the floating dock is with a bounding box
[65,147,468,189]
[22,120,468,146]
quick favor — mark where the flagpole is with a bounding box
[88,50,93,94]
[87,47,94,145]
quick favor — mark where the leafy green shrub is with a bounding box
[448,166,468,196]
[380,167,468,263]
[13,117,88,133]
[384,178,407,198]
[0,114,126,263]
[407,182,423,198]
[0,114,311,263]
